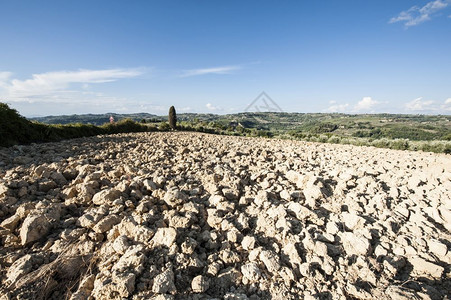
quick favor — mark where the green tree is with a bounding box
[169,106,177,130]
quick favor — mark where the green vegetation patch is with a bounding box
[2,103,450,153]
[0,103,155,147]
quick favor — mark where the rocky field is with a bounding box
[0,132,450,300]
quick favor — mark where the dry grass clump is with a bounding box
[5,242,98,300]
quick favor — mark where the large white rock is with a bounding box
[427,239,448,257]
[209,194,225,206]
[282,242,303,267]
[191,275,210,293]
[69,274,95,300]
[287,202,315,220]
[112,245,146,274]
[92,189,121,205]
[152,268,176,294]
[259,250,281,273]
[241,262,261,282]
[151,227,177,248]
[439,206,451,231]
[241,236,256,250]
[1,214,21,231]
[112,235,130,255]
[163,188,188,206]
[6,254,33,283]
[409,256,444,279]
[113,272,136,298]
[92,215,121,233]
[285,170,304,187]
[341,232,371,256]
[342,212,366,231]
[77,213,103,229]
[20,214,50,245]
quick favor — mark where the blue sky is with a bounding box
[0,0,450,116]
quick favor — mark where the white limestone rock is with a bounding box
[20,214,50,245]
[92,189,121,205]
[340,232,372,256]
[152,268,176,294]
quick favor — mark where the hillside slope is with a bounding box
[31,112,451,141]
[0,103,155,148]
[0,132,450,299]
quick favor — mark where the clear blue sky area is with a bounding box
[1,0,450,116]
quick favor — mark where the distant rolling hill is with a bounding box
[29,112,451,141]
[30,113,162,126]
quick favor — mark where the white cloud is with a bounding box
[0,71,12,88]
[442,98,451,111]
[206,103,223,111]
[326,97,386,113]
[354,97,380,112]
[405,97,436,111]
[3,68,142,99]
[178,106,193,112]
[0,68,149,116]
[180,65,241,77]
[326,103,350,113]
[390,0,450,27]
[0,71,12,80]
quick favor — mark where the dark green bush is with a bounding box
[444,144,451,154]
[0,103,44,147]
[159,122,171,131]
[311,122,338,134]
[391,139,410,150]
[102,118,148,134]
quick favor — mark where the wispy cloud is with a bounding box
[405,97,436,111]
[354,97,380,112]
[180,65,241,77]
[0,68,148,116]
[329,97,449,113]
[326,97,383,113]
[326,101,350,113]
[389,0,450,27]
[2,68,143,99]
[442,98,451,111]
[0,71,12,88]
[178,106,193,112]
[206,103,223,111]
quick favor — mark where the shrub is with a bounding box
[391,139,409,150]
[370,138,391,149]
[0,103,44,147]
[328,135,341,144]
[311,122,338,133]
[147,124,158,131]
[318,135,329,143]
[159,122,171,131]
[101,118,147,134]
[444,144,451,154]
